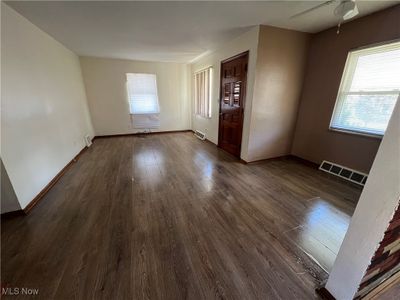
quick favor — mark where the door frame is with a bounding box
[217,50,249,158]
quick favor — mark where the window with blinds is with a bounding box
[126,73,160,115]
[194,67,212,118]
[330,41,400,136]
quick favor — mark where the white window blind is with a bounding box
[126,73,160,115]
[330,42,400,136]
[194,67,212,118]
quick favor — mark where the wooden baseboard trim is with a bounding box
[316,287,336,300]
[23,146,88,214]
[240,155,319,167]
[205,138,217,147]
[1,209,26,219]
[287,154,320,168]
[241,155,289,165]
[93,129,192,139]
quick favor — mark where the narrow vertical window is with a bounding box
[194,67,212,118]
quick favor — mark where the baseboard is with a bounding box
[241,155,290,165]
[94,129,192,139]
[287,154,320,168]
[243,156,289,165]
[23,146,88,214]
[1,209,26,219]
[240,155,319,168]
[204,138,217,146]
[316,287,336,300]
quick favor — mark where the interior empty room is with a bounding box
[1,1,400,299]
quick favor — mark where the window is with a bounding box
[194,67,212,118]
[126,73,160,114]
[330,41,400,136]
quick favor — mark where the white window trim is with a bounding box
[194,66,212,119]
[126,73,160,115]
[329,41,400,137]
[329,127,384,139]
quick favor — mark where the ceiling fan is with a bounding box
[291,0,359,33]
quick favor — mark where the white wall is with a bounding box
[1,3,94,209]
[80,56,191,135]
[325,98,400,300]
[190,26,260,161]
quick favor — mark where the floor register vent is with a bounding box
[194,130,206,141]
[319,160,368,186]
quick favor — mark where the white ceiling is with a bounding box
[5,1,398,63]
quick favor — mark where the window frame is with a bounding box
[126,73,160,115]
[194,66,213,119]
[329,41,400,138]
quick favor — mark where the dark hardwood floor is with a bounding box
[1,132,362,299]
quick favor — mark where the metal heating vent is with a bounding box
[319,160,368,186]
[194,130,206,141]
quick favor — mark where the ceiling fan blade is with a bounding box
[290,0,336,19]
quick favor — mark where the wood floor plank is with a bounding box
[1,132,361,299]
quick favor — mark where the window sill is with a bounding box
[130,112,160,115]
[329,127,383,139]
[195,114,212,120]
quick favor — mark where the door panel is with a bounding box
[218,51,248,158]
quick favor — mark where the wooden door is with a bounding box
[218,51,248,158]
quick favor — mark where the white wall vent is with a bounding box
[84,135,92,147]
[194,130,206,140]
[319,160,368,186]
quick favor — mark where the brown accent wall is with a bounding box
[355,200,400,299]
[291,5,400,173]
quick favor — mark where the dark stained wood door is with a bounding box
[218,51,248,158]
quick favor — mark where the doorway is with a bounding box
[218,51,248,158]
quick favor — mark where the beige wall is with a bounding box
[292,5,400,173]
[80,57,191,136]
[191,26,260,161]
[190,25,309,162]
[1,3,94,209]
[247,26,310,161]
